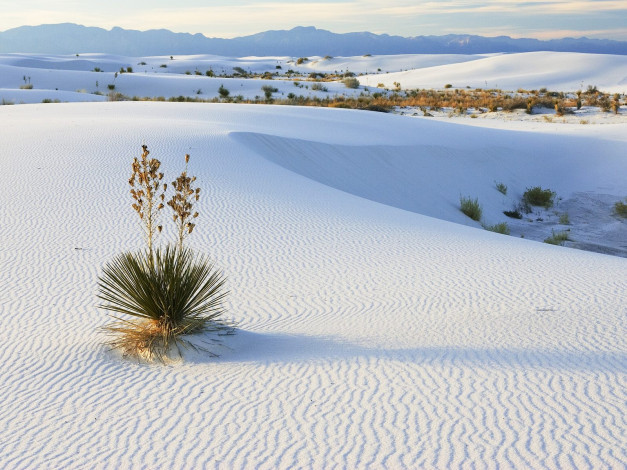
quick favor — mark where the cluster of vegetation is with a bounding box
[98,85,623,116]
[98,146,232,362]
[460,196,482,221]
[261,85,278,100]
[460,195,511,235]
[343,77,360,89]
[615,198,627,217]
[522,186,556,209]
[483,222,511,235]
[19,75,32,89]
[495,181,507,195]
[544,230,570,246]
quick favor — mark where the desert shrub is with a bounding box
[343,77,360,89]
[523,186,556,208]
[559,212,570,224]
[544,230,569,246]
[218,84,230,98]
[614,199,627,217]
[107,84,115,90]
[296,57,308,65]
[362,104,390,113]
[107,92,127,101]
[160,64,167,68]
[98,246,229,361]
[501,97,527,112]
[93,67,102,72]
[19,84,33,89]
[444,84,452,89]
[598,94,611,112]
[206,69,214,77]
[261,85,278,100]
[98,145,231,361]
[483,222,510,235]
[233,66,247,76]
[460,196,482,221]
[503,209,522,219]
[311,83,328,92]
[611,94,621,114]
[526,99,534,114]
[495,181,507,195]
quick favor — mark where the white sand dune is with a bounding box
[4,51,625,106]
[0,102,625,468]
[0,62,357,104]
[363,51,627,92]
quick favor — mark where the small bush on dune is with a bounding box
[544,230,569,246]
[559,212,570,225]
[614,198,627,217]
[523,186,556,208]
[311,83,328,92]
[261,85,278,100]
[98,145,231,362]
[98,246,229,362]
[503,208,522,219]
[343,77,360,89]
[495,181,507,195]
[218,84,230,99]
[483,222,510,235]
[460,196,482,221]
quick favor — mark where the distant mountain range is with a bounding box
[1,23,626,56]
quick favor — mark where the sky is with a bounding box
[1,0,626,40]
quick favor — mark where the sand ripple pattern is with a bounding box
[0,103,625,469]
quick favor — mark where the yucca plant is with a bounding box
[98,245,230,361]
[98,145,231,362]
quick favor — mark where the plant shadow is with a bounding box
[185,329,626,372]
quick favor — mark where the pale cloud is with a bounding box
[374,0,627,15]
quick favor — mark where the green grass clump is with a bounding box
[495,181,507,195]
[614,199,627,217]
[483,222,510,235]
[523,186,556,208]
[559,212,570,224]
[460,196,482,221]
[544,230,570,246]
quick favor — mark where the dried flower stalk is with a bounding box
[129,145,165,257]
[167,154,200,250]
